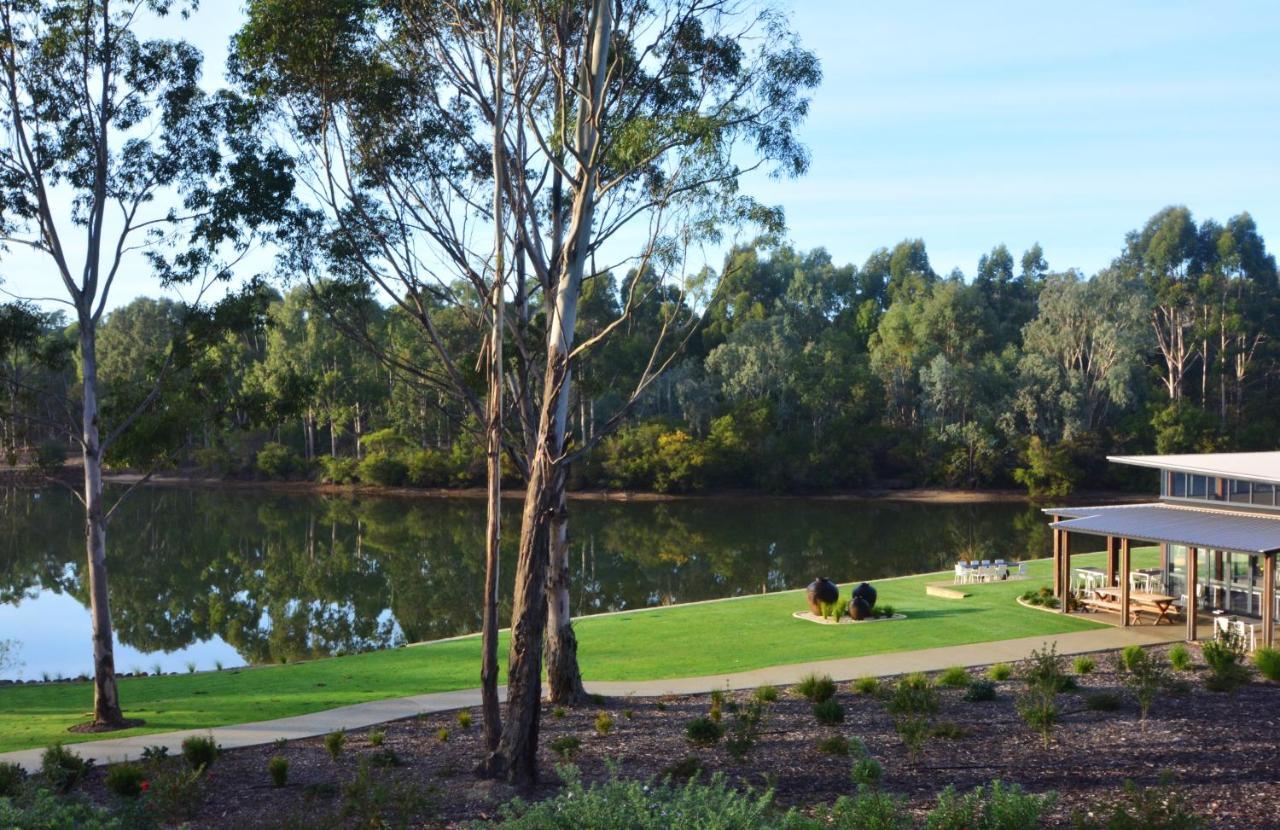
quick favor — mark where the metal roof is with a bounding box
[1041,502,1280,555]
[1108,451,1280,484]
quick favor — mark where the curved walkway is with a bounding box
[0,622,1186,772]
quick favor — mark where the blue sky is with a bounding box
[5,0,1279,310]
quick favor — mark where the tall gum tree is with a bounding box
[0,0,291,726]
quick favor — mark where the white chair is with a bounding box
[1014,562,1028,579]
[954,563,968,585]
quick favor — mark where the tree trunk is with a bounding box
[545,482,585,703]
[80,326,125,726]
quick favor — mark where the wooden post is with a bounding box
[1106,536,1119,587]
[1060,530,1072,613]
[1119,537,1131,627]
[1263,553,1275,650]
[1051,517,1061,598]
[1186,546,1198,642]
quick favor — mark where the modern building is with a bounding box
[1045,452,1280,648]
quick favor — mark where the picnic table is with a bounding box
[1089,586,1179,625]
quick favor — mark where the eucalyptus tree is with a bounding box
[0,0,291,726]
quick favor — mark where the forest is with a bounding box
[2,206,1275,499]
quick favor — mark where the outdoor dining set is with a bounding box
[1071,565,1181,625]
[953,559,1028,584]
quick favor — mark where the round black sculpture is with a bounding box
[806,578,839,615]
[849,582,878,620]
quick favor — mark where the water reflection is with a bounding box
[0,486,1050,678]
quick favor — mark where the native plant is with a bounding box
[686,716,725,747]
[324,730,346,760]
[0,762,24,798]
[964,680,997,702]
[1121,647,1169,721]
[926,781,1056,829]
[1202,635,1250,692]
[104,763,146,799]
[1252,647,1280,682]
[181,736,218,771]
[1169,643,1194,671]
[813,698,845,725]
[1073,656,1096,675]
[1071,776,1206,829]
[987,663,1013,681]
[726,699,769,761]
[268,756,289,788]
[40,744,90,793]
[938,667,971,688]
[795,673,837,703]
[549,736,581,761]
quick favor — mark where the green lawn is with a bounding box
[0,549,1156,753]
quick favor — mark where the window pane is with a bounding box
[1230,479,1252,503]
[1190,475,1207,498]
[1254,482,1274,506]
[1172,473,1186,497]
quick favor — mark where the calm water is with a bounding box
[0,486,1052,680]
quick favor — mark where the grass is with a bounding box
[0,549,1154,753]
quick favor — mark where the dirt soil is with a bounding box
[68,643,1280,828]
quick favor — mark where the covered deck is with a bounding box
[1045,502,1280,648]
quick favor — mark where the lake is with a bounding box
[0,485,1052,680]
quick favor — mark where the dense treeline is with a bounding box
[2,205,1275,498]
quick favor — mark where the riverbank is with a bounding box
[0,551,1158,754]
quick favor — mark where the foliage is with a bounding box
[0,762,26,798]
[885,674,939,718]
[356,453,408,487]
[594,712,614,736]
[963,680,997,702]
[685,716,725,747]
[726,700,769,760]
[825,788,909,829]
[1070,777,1206,829]
[40,744,90,794]
[660,756,703,781]
[930,721,967,740]
[1120,648,1169,721]
[987,663,1012,681]
[1022,644,1073,693]
[268,755,289,788]
[1119,646,1145,673]
[1073,656,1096,675]
[816,735,850,756]
[1168,643,1193,672]
[143,762,205,824]
[319,456,358,484]
[181,736,219,771]
[457,710,473,728]
[925,781,1056,830]
[938,666,971,688]
[754,685,779,703]
[1016,688,1059,749]
[1252,647,1280,682]
[853,676,881,696]
[1201,637,1250,693]
[1084,691,1123,712]
[324,730,346,760]
[851,756,885,791]
[812,698,845,725]
[550,737,582,761]
[367,730,385,747]
[255,443,301,479]
[0,789,134,829]
[105,763,146,799]
[794,673,837,703]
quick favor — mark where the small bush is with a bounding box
[886,674,939,718]
[1120,645,1145,673]
[851,756,884,790]
[1121,647,1169,721]
[1202,638,1250,693]
[1022,644,1073,693]
[0,789,127,828]
[926,780,1056,829]
[709,688,726,722]
[853,676,881,696]
[357,452,409,487]
[623,709,634,720]
[367,730,385,747]
[590,693,606,706]
[813,698,845,725]
[938,666,971,688]
[594,711,614,736]
[1071,777,1206,829]
[140,745,169,763]
[324,730,346,760]
[1017,688,1058,749]
[894,716,930,762]
[437,727,449,742]
[181,735,218,771]
[964,680,997,702]
[817,735,850,756]
[929,721,967,740]
[1253,647,1280,682]
[367,747,402,767]
[660,756,702,780]
[795,672,837,703]
[254,442,298,479]
[1169,642,1193,671]
[0,761,26,798]
[457,710,473,728]
[987,663,1013,681]
[725,699,768,761]
[268,755,289,788]
[1073,655,1096,675]
[104,762,146,799]
[549,736,581,760]
[753,684,779,703]
[141,763,205,824]
[319,455,358,484]
[41,743,90,793]
[879,604,896,618]
[685,716,724,747]
[1084,691,1123,711]
[552,706,566,719]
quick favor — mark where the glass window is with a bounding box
[1253,482,1275,507]
[1172,472,1187,497]
[1229,479,1252,503]
[1189,475,1207,498]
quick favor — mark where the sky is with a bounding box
[3,0,1279,312]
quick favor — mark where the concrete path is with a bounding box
[0,622,1184,773]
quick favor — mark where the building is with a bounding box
[1045,452,1280,648]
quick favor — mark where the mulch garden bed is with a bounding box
[70,642,1280,827]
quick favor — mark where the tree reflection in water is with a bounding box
[0,486,1050,669]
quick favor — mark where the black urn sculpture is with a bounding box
[806,578,839,615]
[849,582,878,620]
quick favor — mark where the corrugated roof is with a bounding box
[1108,451,1280,484]
[1042,502,1280,555]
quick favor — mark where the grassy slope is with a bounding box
[0,550,1156,753]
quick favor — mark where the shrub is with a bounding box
[140,745,169,763]
[457,710,473,728]
[367,747,402,768]
[827,787,908,829]
[795,672,837,703]
[254,442,298,478]
[1119,645,1145,673]
[938,666,970,688]
[925,780,1056,829]
[1253,647,1280,682]
[963,680,997,702]
[660,756,702,781]
[1071,777,1206,829]
[623,709,634,720]
[181,735,218,771]
[726,699,768,761]
[709,688,726,721]
[405,449,451,487]
[590,693,606,706]
[879,604,896,618]
[0,761,25,798]
[368,730,385,747]
[491,766,788,828]
[987,663,1013,681]
[685,716,724,747]
[268,755,289,788]
[0,789,129,829]
[1022,644,1073,693]
[886,674,939,718]
[142,762,205,824]
[1121,648,1169,721]
[929,721,967,740]
[594,711,614,736]
[853,676,881,696]
[851,756,885,790]
[753,684,779,703]
[1168,642,1193,671]
[894,715,930,762]
[817,735,850,756]
[41,743,90,793]
[1016,687,1058,749]
[35,440,66,473]
[1073,655,1096,675]
[813,698,845,725]
[104,762,146,799]
[356,452,409,487]
[324,730,346,760]
[552,706,566,719]
[1202,638,1250,693]
[319,455,358,484]
[437,727,450,742]
[549,736,581,760]
[1084,691,1123,712]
